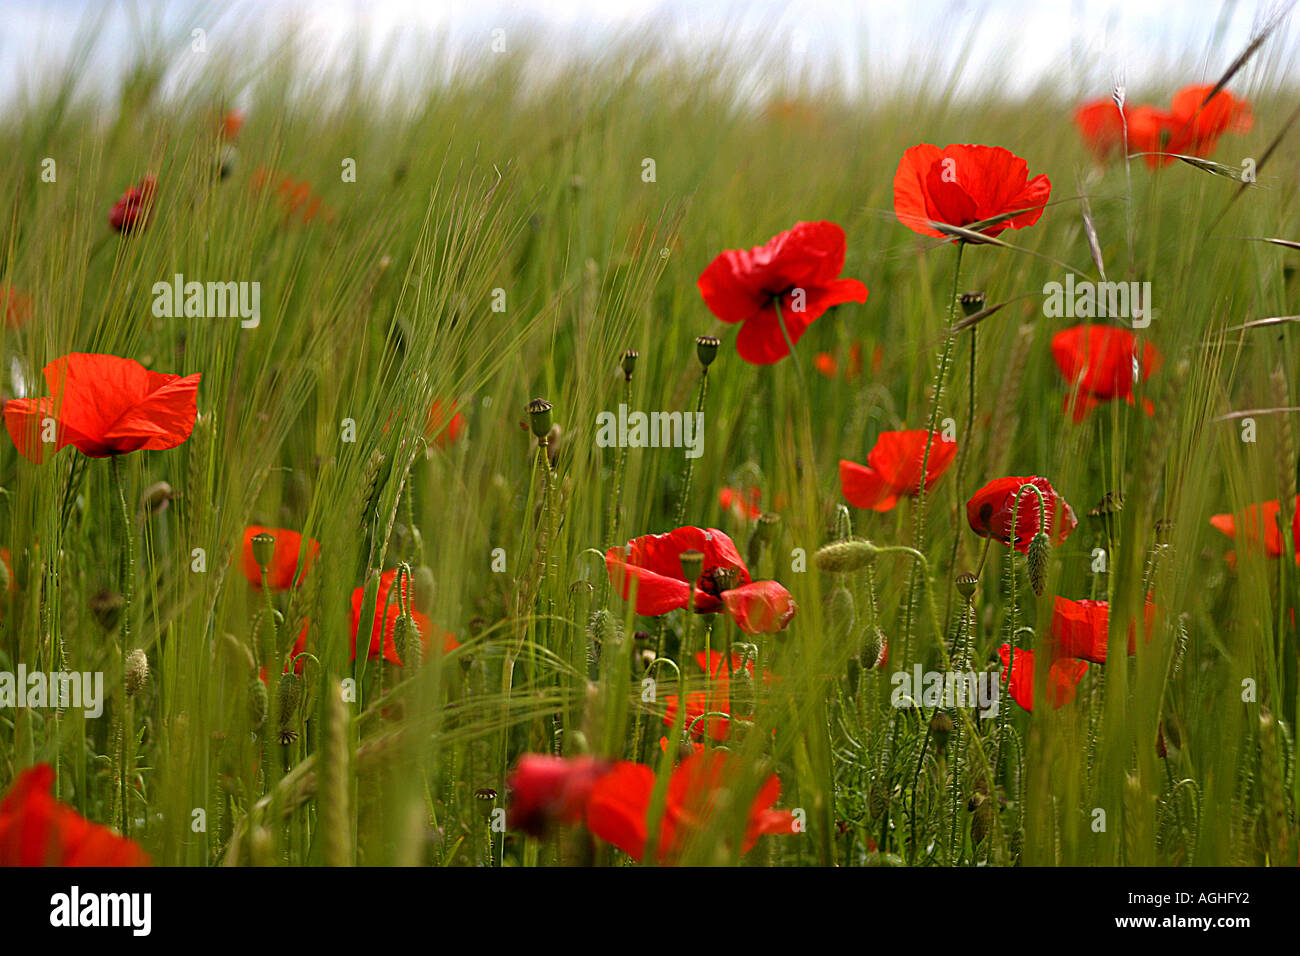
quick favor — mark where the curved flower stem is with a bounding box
[906,241,965,667]
[110,454,134,837]
[997,483,1047,765]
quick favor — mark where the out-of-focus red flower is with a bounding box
[350,569,459,666]
[1210,496,1300,564]
[1074,98,1130,160]
[663,651,756,743]
[697,221,868,365]
[258,620,311,682]
[506,754,612,836]
[893,144,1051,241]
[1051,595,1159,663]
[1,285,32,329]
[605,527,797,634]
[966,475,1077,553]
[220,109,245,140]
[718,486,762,521]
[1127,86,1252,167]
[4,353,200,464]
[813,342,864,380]
[108,175,157,233]
[998,644,1088,712]
[240,525,319,591]
[585,750,794,862]
[840,429,957,512]
[251,167,334,225]
[1051,325,1161,422]
[0,765,149,866]
[425,400,466,448]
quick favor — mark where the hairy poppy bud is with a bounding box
[826,585,856,644]
[929,710,955,753]
[393,613,423,669]
[526,398,553,439]
[247,677,268,730]
[959,291,986,317]
[620,349,638,381]
[276,671,303,744]
[695,334,720,368]
[250,532,276,572]
[858,625,886,669]
[868,779,890,819]
[955,571,978,601]
[971,796,994,845]
[125,648,149,697]
[1027,531,1050,596]
[90,590,125,632]
[814,538,878,573]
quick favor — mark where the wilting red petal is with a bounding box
[894,143,1051,240]
[721,580,797,634]
[0,765,149,866]
[698,221,868,366]
[967,475,1077,553]
[998,644,1088,712]
[240,526,319,591]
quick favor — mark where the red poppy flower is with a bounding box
[840,429,957,512]
[1074,99,1130,161]
[1168,84,1252,154]
[506,754,612,836]
[0,765,149,866]
[425,400,466,448]
[108,175,157,233]
[350,569,459,665]
[697,221,869,365]
[605,527,797,634]
[258,620,311,682]
[584,750,794,862]
[240,526,319,591]
[1051,325,1161,422]
[966,475,1077,553]
[998,644,1088,712]
[1051,596,1159,663]
[718,486,762,521]
[813,342,865,380]
[220,109,245,140]
[1210,496,1300,564]
[1,285,32,329]
[893,144,1051,241]
[251,168,334,225]
[4,353,200,464]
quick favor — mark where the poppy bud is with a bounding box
[526,398,553,439]
[250,531,276,572]
[276,671,303,744]
[140,481,173,516]
[394,613,422,670]
[814,538,878,573]
[125,648,149,697]
[826,585,855,644]
[959,291,986,317]
[755,512,781,543]
[955,571,978,601]
[1027,531,1050,597]
[679,549,705,585]
[858,625,886,669]
[868,779,890,819]
[247,677,268,730]
[695,334,720,368]
[620,349,638,381]
[929,710,955,753]
[90,590,125,632]
[971,796,994,845]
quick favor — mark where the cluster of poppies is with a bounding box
[1075,84,1252,167]
[505,749,793,862]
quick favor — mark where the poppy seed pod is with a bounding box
[527,398,553,439]
[250,532,276,572]
[1027,531,1051,597]
[620,349,638,381]
[755,512,781,543]
[695,334,720,368]
[679,549,705,585]
[474,787,498,821]
[959,291,986,317]
[929,710,955,753]
[124,649,149,698]
[814,538,878,573]
[955,572,979,601]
